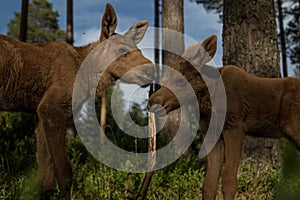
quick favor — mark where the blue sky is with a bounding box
[0,0,223,64]
[0,0,295,74]
[0,1,294,106]
[0,1,224,107]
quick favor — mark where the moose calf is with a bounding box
[0,4,155,199]
[148,35,300,200]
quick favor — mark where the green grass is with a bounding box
[1,136,300,199]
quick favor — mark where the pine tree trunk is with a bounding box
[66,0,74,45]
[162,0,184,65]
[298,0,300,36]
[161,0,185,146]
[223,0,282,168]
[277,0,288,77]
[20,0,29,42]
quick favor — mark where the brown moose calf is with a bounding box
[0,4,155,199]
[148,35,300,200]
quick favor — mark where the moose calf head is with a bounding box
[148,35,218,115]
[91,4,155,92]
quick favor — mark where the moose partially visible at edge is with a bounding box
[0,4,155,199]
[148,35,300,200]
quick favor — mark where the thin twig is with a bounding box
[135,112,157,200]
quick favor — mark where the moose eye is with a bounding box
[175,78,187,87]
[118,48,127,55]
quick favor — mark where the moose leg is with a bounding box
[36,121,55,199]
[221,127,244,200]
[282,116,300,147]
[281,98,300,147]
[202,139,225,200]
[37,101,72,200]
[46,126,72,200]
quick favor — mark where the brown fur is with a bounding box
[148,35,300,200]
[0,4,155,199]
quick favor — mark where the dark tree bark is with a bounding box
[20,0,29,42]
[66,0,74,45]
[223,0,281,167]
[299,0,300,31]
[223,0,280,78]
[277,0,288,77]
[150,0,161,94]
[162,0,184,65]
[161,0,185,143]
[154,0,160,72]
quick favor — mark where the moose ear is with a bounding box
[201,35,217,63]
[183,35,217,67]
[124,21,149,44]
[182,42,202,65]
[100,3,118,42]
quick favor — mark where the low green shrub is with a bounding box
[1,133,300,199]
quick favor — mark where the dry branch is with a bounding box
[136,112,157,200]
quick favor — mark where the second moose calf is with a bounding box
[148,35,300,200]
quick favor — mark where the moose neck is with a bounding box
[198,95,211,115]
[75,40,116,96]
[75,41,101,63]
[195,67,224,115]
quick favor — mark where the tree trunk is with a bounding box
[20,0,29,42]
[223,0,281,168]
[154,0,160,75]
[66,0,74,45]
[277,0,288,77]
[161,0,184,146]
[297,0,300,70]
[162,0,184,65]
[223,0,280,77]
[298,0,300,43]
